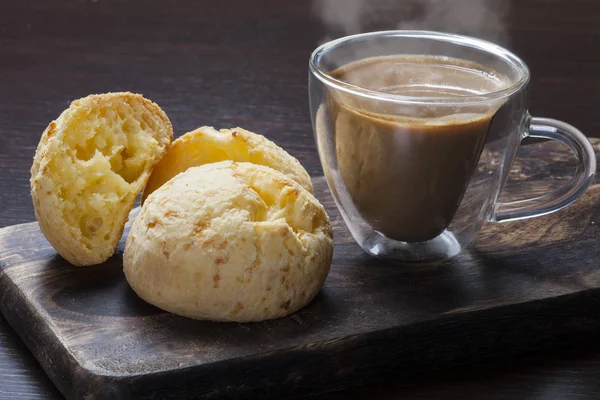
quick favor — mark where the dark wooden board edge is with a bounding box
[0,251,84,400]
[100,289,600,400]
[3,247,600,399]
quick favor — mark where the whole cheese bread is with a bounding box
[30,92,173,266]
[141,126,313,203]
[124,161,333,322]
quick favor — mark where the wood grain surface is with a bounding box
[1,137,600,399]
[1,0,600,399]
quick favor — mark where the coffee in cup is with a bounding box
[328,55,509,242]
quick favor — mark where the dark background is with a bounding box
[1,0,600,398]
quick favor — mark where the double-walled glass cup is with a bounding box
[309,31,596,263]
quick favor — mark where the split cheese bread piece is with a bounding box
[30,92,173,266]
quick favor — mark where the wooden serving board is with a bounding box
[2,140,600,400]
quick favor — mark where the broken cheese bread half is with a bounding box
[30,92,173,266]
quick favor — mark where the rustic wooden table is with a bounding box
[2,0,600,398]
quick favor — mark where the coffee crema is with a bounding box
[328,55,509,242]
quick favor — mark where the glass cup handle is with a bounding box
[493,116,597,222]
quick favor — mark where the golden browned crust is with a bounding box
[141,126,313,203]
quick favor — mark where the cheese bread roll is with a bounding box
[125,161,332,322]
[141,126,313,203]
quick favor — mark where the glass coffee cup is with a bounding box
[309,31,596,263]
